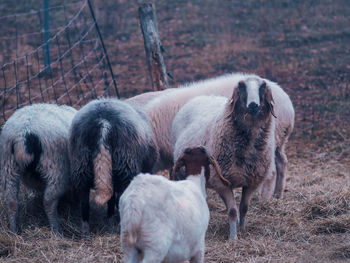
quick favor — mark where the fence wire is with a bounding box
[0,0,119,125]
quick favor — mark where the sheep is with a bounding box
[68,98,158,235]
[128,72,294,199]
[0,103,77,234]
[119,146,228,263]
[172,77,276,239]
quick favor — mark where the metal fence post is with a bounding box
[43,0,51,72]
[87,0,119,98]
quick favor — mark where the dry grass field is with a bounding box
[1,0,350,262]
[0,151,349,262]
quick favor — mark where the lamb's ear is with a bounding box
[209,156,231,186]
[266,85,277,118]
[203,163,211,182]
[172,157,185,181]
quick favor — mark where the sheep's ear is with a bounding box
[227,85,239,118]
[203,163,210,182]
[229,84,240,109]
[209,156,231,186]
[266,86,277,118]
[172,157,185,181]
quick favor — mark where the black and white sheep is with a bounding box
[0,103,77,234]
[128,72,294,199]
[119,146,227,263]
[68,98,158,234]
[172,77,276,239]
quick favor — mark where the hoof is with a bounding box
[81,221,90,237]
[229,219,238,240]
[9,224,17,235]
[273,192,283,199]
[239,217,246,232]
[228,233,238,240]
[52,225,63,236]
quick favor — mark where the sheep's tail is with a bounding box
[13,132,42,168]
[120,199,143,247]
[1,132,41,190]
[93,120,113,206]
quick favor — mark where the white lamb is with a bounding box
[119,146,228,263]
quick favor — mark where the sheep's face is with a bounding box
[229,78,276,123]
[172,146,230,186]
[174,146,211,178]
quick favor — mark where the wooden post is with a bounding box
[139,3,169,91]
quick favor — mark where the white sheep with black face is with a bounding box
[172,77,276,239]
[129,72,294,199]
[0,103,77,234]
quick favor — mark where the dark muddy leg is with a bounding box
[4,177,20,233]
[274,147,287,199]
[43,186,63,234]
[80,187,90,235]
[107,192,116,218]
[216,186,239,239]
[106,192,118,229]
[115,193,121,223]
[239,186,256,231]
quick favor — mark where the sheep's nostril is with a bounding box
[247,102,259,115]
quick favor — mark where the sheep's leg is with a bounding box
[258,164,276,201]
[140,235,171,263]
[274,147,287,199]
[239,186,256,231]
[4,176,20,233]
[80,187,90,235]
[141,249,165,263]
[123,247,141,263]
[107,192,116,218]
[190,243,204,263]
[190,250,204,263]
[43,186,63,234]
[216,186,238,239]
[106,192,119,229]
[115,192,122,223]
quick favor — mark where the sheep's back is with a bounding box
[0,103,76,161]
[119,173,209,259]
[1,104,76,144]
[0,103,76,189]
[172,95,227,161]
[69,99,156,190]
[128,72,293,172]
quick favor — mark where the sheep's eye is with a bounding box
[259,83,266,92]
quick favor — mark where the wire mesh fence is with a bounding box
[0,0,119,125]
